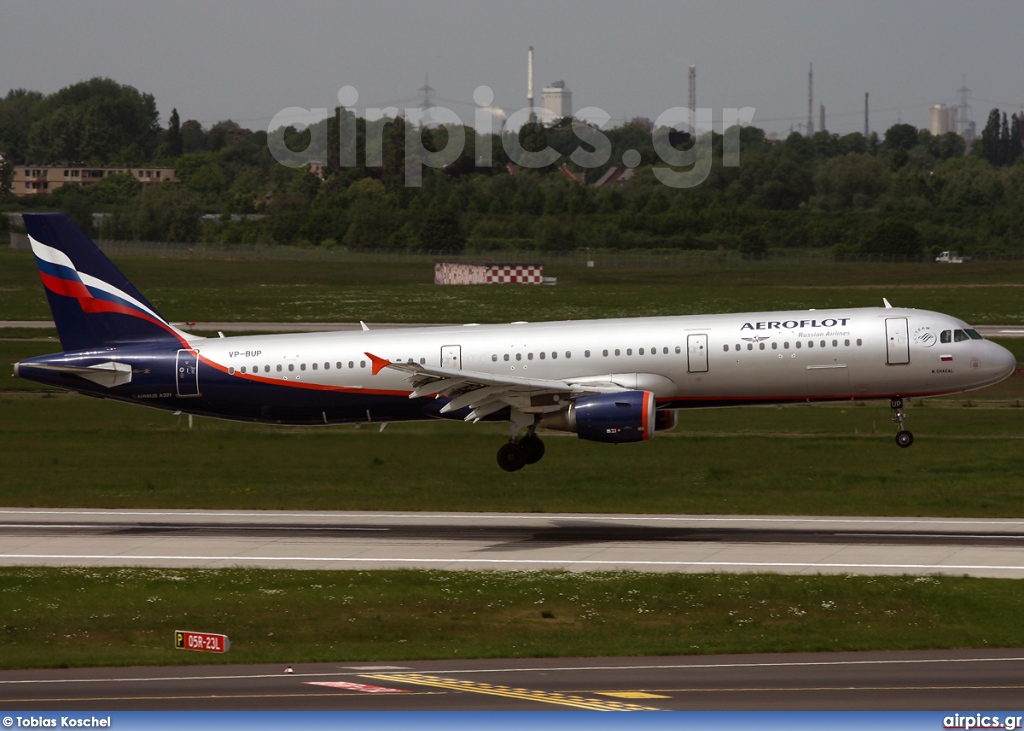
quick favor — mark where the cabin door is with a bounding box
[885,318,910,365]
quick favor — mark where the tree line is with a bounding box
[2,78,1024,258]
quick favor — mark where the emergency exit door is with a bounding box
[885,318,910,365]
[687,334,708,373]
[175,349,201,396]
[441,345,462,370]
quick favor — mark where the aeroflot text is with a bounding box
[741,318,852,331]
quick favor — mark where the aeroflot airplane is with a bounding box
[14,213,1017,471]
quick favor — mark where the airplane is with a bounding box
[13,213,1018,471]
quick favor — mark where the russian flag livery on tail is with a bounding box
[26,213,189,351]
[14,213,1017,471]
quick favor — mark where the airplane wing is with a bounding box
[365,352,628,422]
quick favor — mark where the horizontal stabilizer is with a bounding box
[27,361,133,388]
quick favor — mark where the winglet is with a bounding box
[365,352,391,376]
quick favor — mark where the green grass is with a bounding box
[1,568,1022,670]
[1,391,1022,516]
[3,247,1024,324]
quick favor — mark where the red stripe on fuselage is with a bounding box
[198,355,412,397]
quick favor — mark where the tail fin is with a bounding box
[23,213,189,351]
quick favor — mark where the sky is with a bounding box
[2,0,1023,138]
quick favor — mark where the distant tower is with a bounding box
[527,46,534,111]
[688,64,696,124]
[957,75,973,139]
[806,63,814,136]
[819,104,825,134]
[541,80,572,119]
[418,75,435,110]
[864,92,869,137]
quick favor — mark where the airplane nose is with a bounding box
[995,342,1018,377]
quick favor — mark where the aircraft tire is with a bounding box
[497,442,527,472]
[896,430,914,448]
[519,435,545,464]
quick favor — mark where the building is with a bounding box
[10,165,178,197]
[541,81,572,120]
[930,104,958,136]
[435,261,544,285]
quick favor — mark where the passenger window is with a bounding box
[639,348,645,355]
[807,341,814,348]
[820,340,826,348]
[312,363,317,371]
[300,363,306,371]
[723,345,729,352]
[585,350,591,358]
[795,342,802,349]
[615,349,620,356]
[239,367,245,374]
[675,346,681,354]
[552,352,558,359]
[288,364,295,371]
[229,367,235,375]
[759,343,765,350]
[856,339,862,346]
[419,358,424,365]
[540,352,546,360]
[746,343,753,350]
[771,342,778,350]
[491,354,497,362]
[626,349,632,355]
[515,353,522,361]
[565,352,571,359]
[663,347,669,354]
[349,361,354,368]
[325,363,330,369]
[940,330,952,343]
[784,342,790,349]
[527,353,533,360]
[503,354,510,361]
[276,364,282,372]
[832,340,838,347]
[844,339,850,347]
[602,350,609,357]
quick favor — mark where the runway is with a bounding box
[3,509,1024,577]
[2,649,1024,710]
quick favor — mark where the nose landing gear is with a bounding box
[891,397,914,448]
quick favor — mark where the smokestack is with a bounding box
[864,92,869,137]
[807,63,814,136]
[688,65,696,128]
[819,104,825,134]
[527,46,534,111]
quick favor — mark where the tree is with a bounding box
[812,153,889,210]
[27,78,160,163]
[0,88,44,163]
[418,208,466,252]
[165,108,183,158]
[860,219,923,258]
[883,123,919,152]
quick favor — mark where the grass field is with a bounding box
[2,568,1024,670]
[3,246,1023,669]
[3,247,1024,324]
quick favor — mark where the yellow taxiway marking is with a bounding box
[363,673,662,711]
[597,691,672,699]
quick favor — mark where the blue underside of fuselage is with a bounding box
[16,347,508,425]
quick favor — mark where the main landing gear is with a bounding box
[891,397,914,448]
[497,427,546,472]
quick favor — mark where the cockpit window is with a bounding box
[965,329,983,340]
[940,330,952,344]
[954,329,971,342]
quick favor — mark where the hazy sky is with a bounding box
[3,0,1022,137]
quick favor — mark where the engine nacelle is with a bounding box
[655,409,678,432]
[541,390,655,444]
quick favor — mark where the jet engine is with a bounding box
[541,391,655,443]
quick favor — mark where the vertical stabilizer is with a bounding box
[23,213,188,351]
